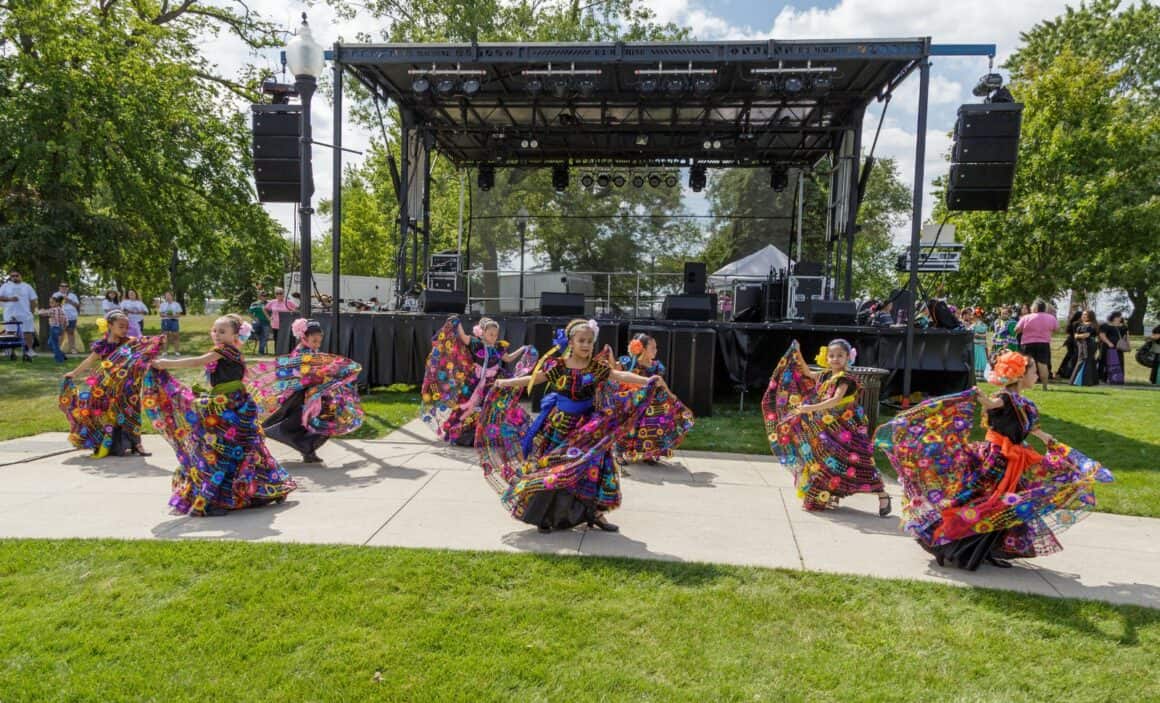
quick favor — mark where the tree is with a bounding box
[943,0,1160,331]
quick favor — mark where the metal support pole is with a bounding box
[795,171,804,265]
[517,214,527,314]
[844,110,864,300]
[606,275,612,315]
[421,133,431,293]
[395,110,411,307]
[331,54,342,352]
[903,59,931,401]
[457,171,465,286]
[295,74,316,319]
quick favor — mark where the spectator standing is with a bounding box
[264,287,298,351]
[53,282,81,354]
[101,290,121,316]
[40,296,68,363]
[1135,326,1160,385]
[248,292,272,355]
[0,269,38,359]
[1015,299,1058,391]
[158,291,183,356]
[1098,311,1129,385]
[121,289,149,337]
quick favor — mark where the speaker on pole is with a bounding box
[947,102,1023,211]
[252,103,303,203]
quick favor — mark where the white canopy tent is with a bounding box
[709,244,792,287]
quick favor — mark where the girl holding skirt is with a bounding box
[875,351,1113,570]
[615,333,694,465]
[478,319,675,533]
[60,310,161,458]
[763,339,891,515]
[251,318,364,463]
[145,314,296,516]
[420,316,534,446]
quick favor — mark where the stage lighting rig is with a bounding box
[406,63,487,98]
[522,62,602,98]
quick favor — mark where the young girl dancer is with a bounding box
[421,316,535,446]
[145,314,296,516]
[477,319,675,533]
[615,333,694,464]
[60,310,162,458]
[250,318,364,463]
[876,351,1113,570]
[763,339,891,515]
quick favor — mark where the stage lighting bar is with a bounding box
[407,63,488,96]
[750,60,837,76]
[635,61,717,95]
[522,62,603,97]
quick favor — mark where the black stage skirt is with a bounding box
[262,389,328,456]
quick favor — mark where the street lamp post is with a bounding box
[517,207,529,314]
[285,13,325,319]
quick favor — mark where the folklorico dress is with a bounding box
[249,343,365,456]
[143,344,297,515]
[762,341,885,510]
[59,335,164,456]
[971,322,989,376]
[614,355,695,463]
[875,389,1113,569]
[420,319,537,446]
[477,357,669,530]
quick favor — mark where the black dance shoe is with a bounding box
[878,494,893,517]
[302,452,323,464]
[588,515,619,532]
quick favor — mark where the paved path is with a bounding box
[1,420,1156,609]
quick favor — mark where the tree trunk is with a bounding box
[1126,288,1147,335]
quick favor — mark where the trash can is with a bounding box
[848,366,889,430]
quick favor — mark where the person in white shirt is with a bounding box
[52,282,81,354]
[100,290,121,316]
[0,269,38,358]
[158,291,183,356]
[122,289,149,337]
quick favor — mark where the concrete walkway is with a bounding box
[1,420,1156,610]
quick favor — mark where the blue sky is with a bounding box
[206,0,1077,246]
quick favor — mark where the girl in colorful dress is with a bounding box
[144,314,296,516]
[615,333,695,465]
[876,351,1112,570]
[60,310,162,458]
[969,309,990,378]
[762,339,891,515]
[250,318,365,464]
[421,316,535,446]
[478,319,677,533]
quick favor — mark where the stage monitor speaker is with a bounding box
[683,262,707,295]
[662,294,717,321]
[795,261,824,276]
[802,299,857,325]
[420,289,466,314]
[540,292,585,316]
[251,104,303,203]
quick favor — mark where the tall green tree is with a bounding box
[943,0,1159,331]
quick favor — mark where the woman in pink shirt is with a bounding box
[264,287,298,351]
[1015,299,1059,391]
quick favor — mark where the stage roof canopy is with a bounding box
[337,38,930,168]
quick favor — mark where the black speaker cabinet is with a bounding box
[420,289,466,314]
[802,299,857,325]
[949,162,1016,189]
[540,292,585,316]
[683,262,707,295]
[954,102,1023,139]
[668,327,716,417]
[731,285,764,322]
[252,104,302,203]
[662,294,717,321]
[945,188,1012,212]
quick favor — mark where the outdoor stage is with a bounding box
[276,313,972,417]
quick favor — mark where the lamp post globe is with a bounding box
[286,13,325,318]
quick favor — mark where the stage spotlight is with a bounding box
[632,174,645,188]
[553,79,571,98]
[756,79,775,97]
[972,72,1004,97]
[581,173,595,188]
[770,166,789,192]
[811,75,832,91]
[635,134,649,146]
[702,139,713,150]
[664,174,679,188]
[665,77,686,95]
[520,139,530,148]
[577,79,596,98]
[526,78,543,95]
[712,139,722,150]
[529,138,539,148]
[552,164,569,192]
[648,173,662,188]
[612,174,626,188]
[639,78,658,94]
[411,77,431,94]
[783,76,804,93]
[693,77,714,95]
[461,78,481,95]
[689,165,707,192]
[477,165,495,192]
[436,79,457,96]
[596,173,611,188]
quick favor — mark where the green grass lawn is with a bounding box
[0,539,1156,702]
